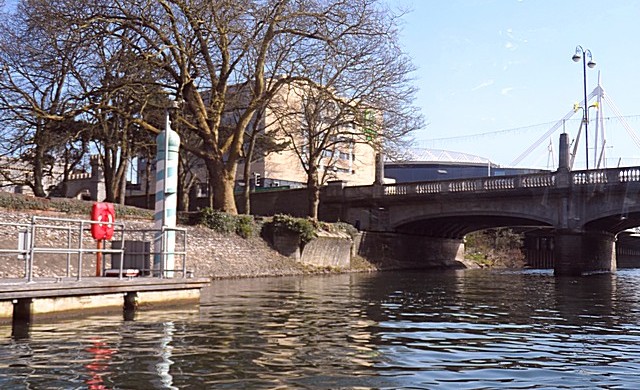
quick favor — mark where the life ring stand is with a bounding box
[91,202,115,240]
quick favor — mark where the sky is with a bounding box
[393,0,640,169]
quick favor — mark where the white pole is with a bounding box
[154,104,180,277]
[595,74,606,168]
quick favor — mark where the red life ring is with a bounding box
[91,202,115,240]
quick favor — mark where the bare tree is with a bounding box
[0,0,89,197]
[50,0,399,213]
[0,0,161,202]
[56,0,298,213]
[238,105,290,214]
[19,0,421,214]
[267,3,423,218]
[176,133,203,212]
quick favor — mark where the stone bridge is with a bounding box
[321,136,640,276]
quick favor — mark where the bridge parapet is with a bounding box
[572,167,640,185]
[378,167,640,198]
[483,176,515,191]
[520,173,556,188]
[68,172,92,181]
[619,167,640,182]
[382,171,557,197]
[573,170,608,185]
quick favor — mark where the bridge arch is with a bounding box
[392,212,553,239]
[584,211,640,235]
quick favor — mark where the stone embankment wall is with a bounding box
[0,208,478,280]
[0,209,309,279]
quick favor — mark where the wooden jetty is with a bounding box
[0,214,211,324]
[0,276,210,323]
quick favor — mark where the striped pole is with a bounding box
[154,109,180,277]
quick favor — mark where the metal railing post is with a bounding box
[66,228,72,278]
[119,226,125,279]
[77,221,84,281]
[182,229,187,278]
[27,216,36,282]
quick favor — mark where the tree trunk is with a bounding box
[177,183,187,212]
[307,167,320,219]
[102,149,116,202]
[177,160,187,212]
[177,175,195,212]
[176,153,196,212]
[32,143,47,198]
[145,159,152,209]
[118,158,128,205]
[240,134,258,215]
[207,159,238,214]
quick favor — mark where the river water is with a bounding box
[1,268,640,389]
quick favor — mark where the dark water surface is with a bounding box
[2,269,640,389]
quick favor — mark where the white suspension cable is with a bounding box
[511,89,597,166]
[570,120,584,169]
[602,95,640,149]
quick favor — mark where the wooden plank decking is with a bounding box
[0,276,210,300]
[0,276,211,322]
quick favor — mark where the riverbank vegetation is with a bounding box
[0,192,152,218]
[465,228,526,268]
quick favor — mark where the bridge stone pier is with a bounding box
[321,134,640,276]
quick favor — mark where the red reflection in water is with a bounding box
[85,338,116,390]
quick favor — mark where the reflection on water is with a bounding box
[1,269,640,388]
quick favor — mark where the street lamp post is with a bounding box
[572,45,596,169]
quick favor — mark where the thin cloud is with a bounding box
[472,79,495,91]
[505,41,517,51]
[501,87,514,95]
[501,28,527,51]
[503,60,522,71]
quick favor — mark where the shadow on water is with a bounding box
[9,302,142,340]
[11,317,30,340]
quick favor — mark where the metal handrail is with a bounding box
[0,216,190,282]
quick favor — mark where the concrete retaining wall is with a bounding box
[300,232,352,268]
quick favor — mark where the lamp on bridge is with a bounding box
[572,45,596,169]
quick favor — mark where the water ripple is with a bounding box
[1,270,640,388]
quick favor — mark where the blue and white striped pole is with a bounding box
[154,106,180,277]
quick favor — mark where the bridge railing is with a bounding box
[572,167,640,185]
[382,171,557,196]
[337,166,640,200]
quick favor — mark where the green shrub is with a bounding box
[0,193,153,219]
[199,208,236,234]
[464,228,524,267]
[114,204,153,219]
[199,208,256,239]
[333,221,359,239]
[235,214,255,239]
[267,214,317,245]
[0,193,49,210]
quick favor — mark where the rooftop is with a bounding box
[389,148,493,166]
